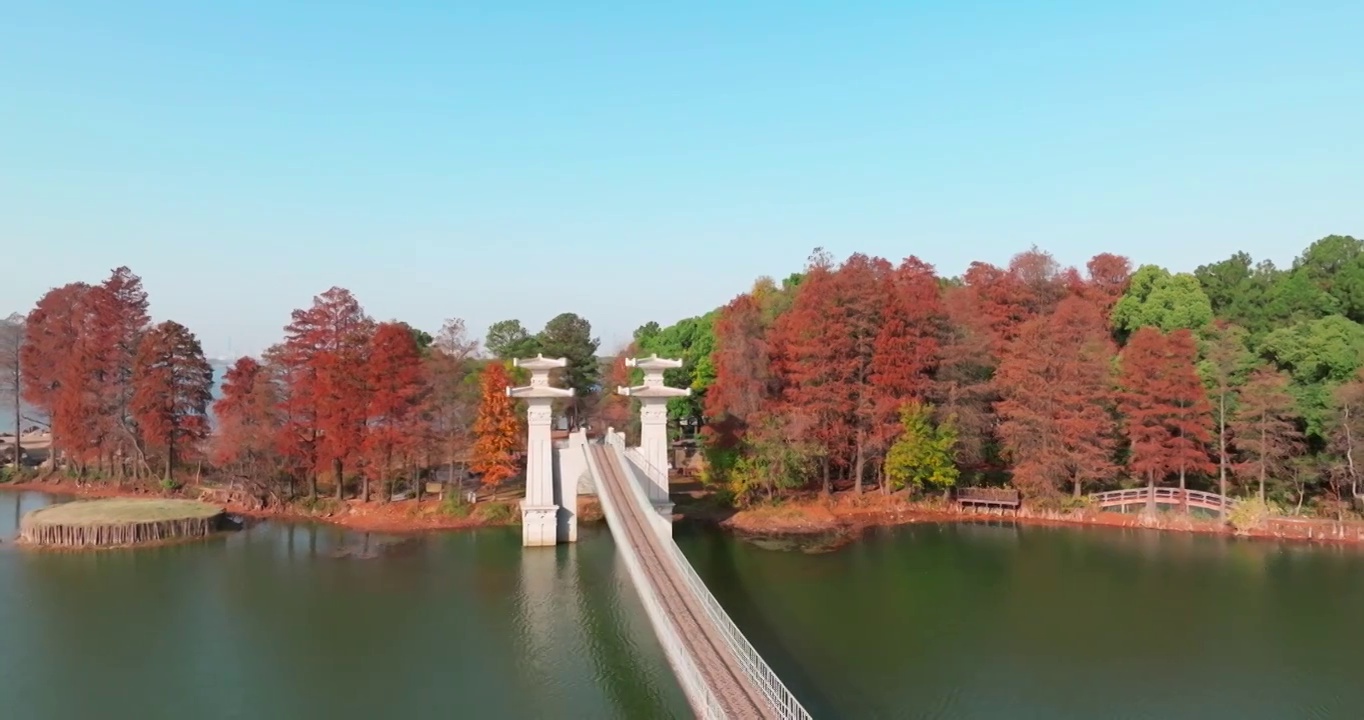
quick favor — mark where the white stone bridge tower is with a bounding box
[509,352,690,548]
[617,354,690,523]
[507,355,573,547]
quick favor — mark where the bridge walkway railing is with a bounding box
[1089,487,1230,510]
[596,430,812,720]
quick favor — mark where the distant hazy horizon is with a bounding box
[2,360,232,435]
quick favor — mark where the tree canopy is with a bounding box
[1111,265,1213,334]
[16,232,1364,521]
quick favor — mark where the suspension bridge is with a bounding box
[509,354,810,720]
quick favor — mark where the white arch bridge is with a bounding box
[508,354,810,719]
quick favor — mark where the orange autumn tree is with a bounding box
[471,362,520,490]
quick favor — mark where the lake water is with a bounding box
[3,492,1362,719]
[0,491,688,719]
[680,522,1364,719]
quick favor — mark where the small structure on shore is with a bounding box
[954,487,1022,515]
[19,498,229,549]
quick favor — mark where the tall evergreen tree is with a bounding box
[130,321,213,483]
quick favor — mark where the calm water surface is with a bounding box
[0,491,688,719]
[4,492,1363,719]
[679,521,1364,719]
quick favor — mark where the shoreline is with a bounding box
[7,478,1363,549]
[690,492,1364,548]
[3,479,541,535]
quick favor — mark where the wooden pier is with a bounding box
[955,487,1021,514]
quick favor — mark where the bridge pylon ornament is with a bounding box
[616,354,690,518]
[508,355,573,547]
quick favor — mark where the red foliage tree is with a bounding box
[1163,329,1215,491]
[1119,328,1218,511]
[771,255,852,494]
[212,356,281,482]
[761,251,966,494]
[1231,368,1303,502]
[264,342,316,497]
[704,293,774,447]
[965,248,1072,354]
[1118,328,1176,506]
[871,256,943,483]
[20,285,77,463]
[281,287,374,499]
[830,254,895,493]
[99,267,151,475]
[598,343,637,438]
[1081,253,1133,313]
[995,297,1117,498]
[1007,247,1071,315]
[20,283,110,472]
[364,322,428,502]
[130,321,214,483]
[934,284,999,470]
[963,261,1031,352]
[471,362,519,488]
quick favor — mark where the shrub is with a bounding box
[439,494,473,519]
[296,495,343,516]
[1060,494,1092,512]
[474,502,517,525]
[699,446,738,489]
[1227,497,1280,533]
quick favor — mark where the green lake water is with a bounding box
[3,491,1362,719]
[0,491,688,719]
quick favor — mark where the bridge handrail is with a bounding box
[605,431,679,514]
[1089,486,1231,509]
[625,447,669,489]
[582,436,727,719]
[603,430,812,720]
[658,530,812,719]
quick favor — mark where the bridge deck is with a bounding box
[590,444,774,719]
[955,487,1021,509]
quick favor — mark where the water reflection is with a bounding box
[680,520,1364,719]
[0,490,688,719]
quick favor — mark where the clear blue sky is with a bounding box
[4,1,1361,358]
